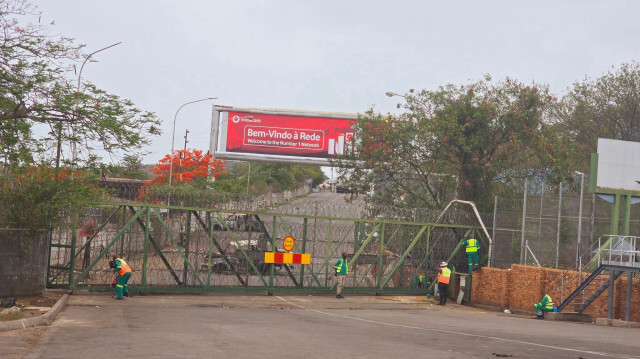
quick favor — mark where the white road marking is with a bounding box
[275,296,640,359]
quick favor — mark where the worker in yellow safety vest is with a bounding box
[334,252,349,299]
[462,236,480,273]
[534,292,554,319]
[436,261,451,306]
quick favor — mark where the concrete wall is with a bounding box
[471,264,640,321]
[0,229,48,297]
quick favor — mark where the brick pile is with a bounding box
[470,264,640,321]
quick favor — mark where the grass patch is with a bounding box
[0,310,24,322]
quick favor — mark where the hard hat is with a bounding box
[439,261,447,267]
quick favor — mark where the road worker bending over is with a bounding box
[110,255,132,300]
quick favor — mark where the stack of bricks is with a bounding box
[470,264,640,322]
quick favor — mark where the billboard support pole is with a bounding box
[209,104,220,158]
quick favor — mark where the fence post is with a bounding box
[492,196,497,268]
[424,226,431,279]
[69,213,78,289]
[142,206,150,293]
[300,217,308,287]
[269,215,277,294]
[207,212,214,286]
[377,223,385,291]
[607,269,614,320]
[556,182,562,268]
[44,228,53,294]
[520,178,528,264]
[626,271,632,322]
[182,211,191,286]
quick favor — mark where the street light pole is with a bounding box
[169,97,217,187]
[76,42,122,94]
[56,42,122,172]
[71,42,122,166]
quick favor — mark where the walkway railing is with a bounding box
[554,235,640,310]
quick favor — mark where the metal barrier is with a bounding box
[47,201,486,295]
[554,235,640,314]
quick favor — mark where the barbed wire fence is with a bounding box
[490,176,640,270]
[5,173,638,291]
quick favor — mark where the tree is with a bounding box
[0,0,160,168]
[293,165,326,187]
[137,149,226,205]
[212,162,326,195]
[105,154,148,180]
[560,61,640,171]
[0,166,105,229]
[334,76,569,211]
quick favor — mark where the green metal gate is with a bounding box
[47,202,485,295]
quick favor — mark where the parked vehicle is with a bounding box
[212,214,238,231]
[212,214,262,231]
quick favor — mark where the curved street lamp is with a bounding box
[76,42,122,93]
[168,97,218,187]
[57,41,122,171]
[71,42,122,166]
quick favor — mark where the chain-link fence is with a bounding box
[490,177,640,270]
[98,179,312,212]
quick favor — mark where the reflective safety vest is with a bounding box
[543,294,554,310]
[437,267,451,284]
[334,258,348,275]
[465,238,479,253]
[116,258,132,276]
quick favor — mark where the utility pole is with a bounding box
[179,129,189,182]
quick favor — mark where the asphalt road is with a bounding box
[2,293,640,359]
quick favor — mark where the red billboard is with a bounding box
[224,111,356,158]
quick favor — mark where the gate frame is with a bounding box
[47,201,487,295]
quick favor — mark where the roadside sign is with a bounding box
[283,236,295,252]
[264,252,311,265]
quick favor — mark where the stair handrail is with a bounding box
[553,237,606,303]
[555,234,640,303]
[598,235,639,267]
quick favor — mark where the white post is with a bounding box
[556,182,562,268]
[575,171,585,270]
[492,196,497,268]
[520,178,528,264]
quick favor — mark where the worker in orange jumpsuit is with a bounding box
[111,255,132,300]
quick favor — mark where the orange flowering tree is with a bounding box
[137,149,227,206]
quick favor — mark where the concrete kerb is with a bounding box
[595,318,640,328]
[0,294,69,332]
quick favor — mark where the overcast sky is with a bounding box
[31,0,640,165]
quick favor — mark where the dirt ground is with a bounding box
[0,291,63,322]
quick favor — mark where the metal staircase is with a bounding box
[556,235,640,320]
[558,265,623,312]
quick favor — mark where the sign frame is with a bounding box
[209,105,359,166]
